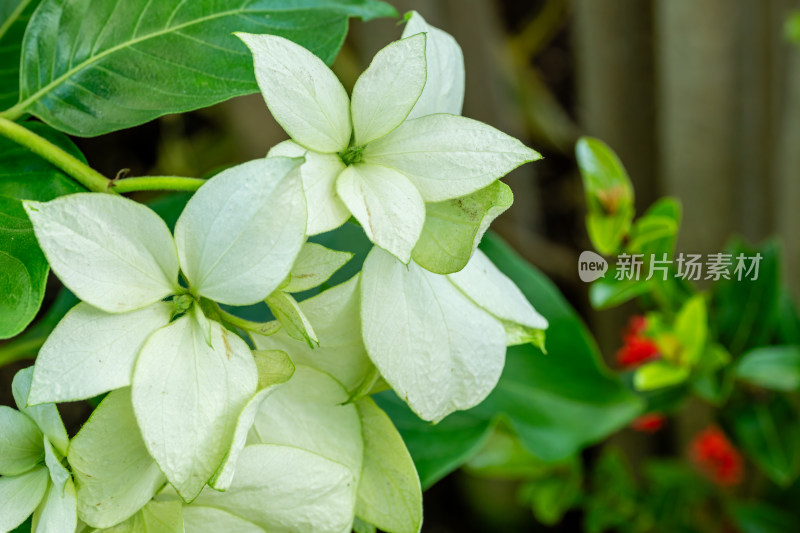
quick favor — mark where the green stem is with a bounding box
[111,176,206,194]
[0,116,112,192]
[216,305,281,337]
[0,336,42,367]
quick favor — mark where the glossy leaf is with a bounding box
[729,395,800,486]
[0,122,85,339]
[575,137,635,255]
[735,345,800,391]
[0,1,36,109]
[18,0,395,136]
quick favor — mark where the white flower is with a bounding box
[23,157,307,501]
[0,368,76,533]
[238,19,540,263]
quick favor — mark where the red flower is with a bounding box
[623,315,648,342]
[616,315,660,369]
[631,413,666,433]
[689,426,743,486]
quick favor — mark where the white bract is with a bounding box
[5,12,549,533]
[361,246,548,422]
[24,157,307,501]
[238,12,540,263]
[0,368,76,533]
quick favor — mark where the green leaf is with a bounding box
[355,398,422,533]
[731,501,799,533]
[673,295,707,366]
[379,233,641,484]
[412,180,513,275]
[785,11,800,43]
[575,137,635,255]
[0,122,85,339]
[633,361,690,391]
[0,1,36,110]
[583,447,638,533]
[589,270,651,310]
[712,239,781,356]
[626,197,681,258]
[735,345,800,391]
[17,0,397,137]
[520,457,581,526]
[729,394,800,486]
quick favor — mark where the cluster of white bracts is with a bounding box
[0,12,546,533]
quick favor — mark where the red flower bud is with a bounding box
[631,413,666,433]
[689,426,743,486]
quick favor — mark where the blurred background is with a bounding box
[6,1,800,530]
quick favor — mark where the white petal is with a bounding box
[0,468,49,532]
[237,33,351,153]
[336,164,425,263]
[402,11,465,119]
[284,242,353,293]
[192,444,356,533]
[363,114,542,201]
[448,249,548,345]
[249,365,363,477]
[175,157,306,306]
[0,406,43,476]
[69,389,165,529]
[360,247,507,421]
[42,439,68,491]
[183,506,263,533]
[268,141,349,235]
[412,180,513,274]
[33,463,77,533]
[210,383,281,492]
[24,194,179,313]
[132,317,257,501]
[351,34,427,145]
[29,302,171,405]
[266,291,318,347]
[254,276,373,393]
[12,368,69,457]
[355,398,422,533]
